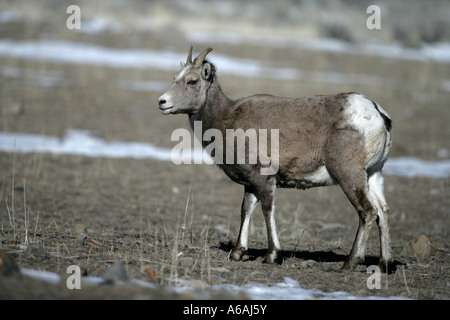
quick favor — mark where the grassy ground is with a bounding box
[0,0,449,299]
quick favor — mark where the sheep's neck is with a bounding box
[188,80,233,132]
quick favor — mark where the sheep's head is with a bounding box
[158,47,214,115]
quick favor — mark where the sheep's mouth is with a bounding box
[158,106,173,114]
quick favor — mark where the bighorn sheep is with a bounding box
[158,47,393,271]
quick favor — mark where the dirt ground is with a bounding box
[0,0,449,300]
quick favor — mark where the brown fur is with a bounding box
[159,48,393,270]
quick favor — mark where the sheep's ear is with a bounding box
[201,63,212,80]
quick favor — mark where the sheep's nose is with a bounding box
[158,98,166,107]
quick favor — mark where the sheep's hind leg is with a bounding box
[336,170,378,270]
[368,171,392,272]
[230,185,258,261]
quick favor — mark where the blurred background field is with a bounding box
[0,0,449,299]
[1,0,449,159]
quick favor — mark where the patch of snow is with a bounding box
[1,130,449,179]
[186,31,450,64]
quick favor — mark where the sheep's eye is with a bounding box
[187,79,198,86]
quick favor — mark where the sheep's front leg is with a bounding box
[230,185,259,261]
[259,183,281,263]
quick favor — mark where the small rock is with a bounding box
[4,101,24,116]
[209,266,230,273]
[24,245,47,259]
[75,224,87,234]
[402,234,436,259]
[142,265,159,280]
[180,257,195,268]
[300,259,321,268]
[77,233,88,243]
[172,187,180,194]
[0,249,19,276]
[77,233,103,248]
[102,260,128,284]
[183,279,208,289]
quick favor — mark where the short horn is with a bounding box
[185,46,193,66]
[193,47,213,68]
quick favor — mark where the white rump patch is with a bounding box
[345,93,390,169]
[345,94,385,135]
